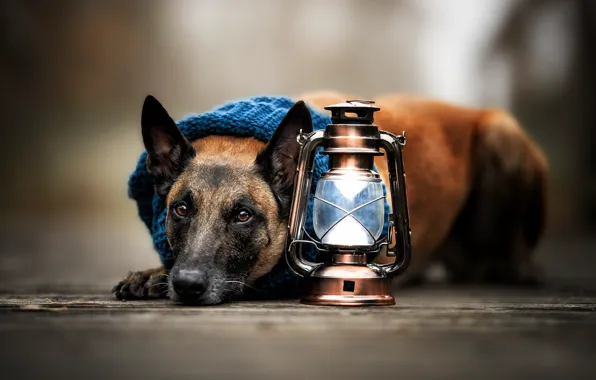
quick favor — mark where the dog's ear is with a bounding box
[255,100,313,216]
[141,95,196,197]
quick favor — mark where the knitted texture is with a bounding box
[127,95,390,297]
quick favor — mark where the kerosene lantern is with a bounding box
[285,100,412,306]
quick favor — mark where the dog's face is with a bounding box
[141,96,313,305]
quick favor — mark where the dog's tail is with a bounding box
[442,109,549,284]
[477,109,549,250]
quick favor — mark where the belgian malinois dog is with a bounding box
[113,91,548,305]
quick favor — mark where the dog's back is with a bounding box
[300,91,548,284]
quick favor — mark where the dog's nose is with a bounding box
[172,269,207,299]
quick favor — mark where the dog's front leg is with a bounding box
[112,266,169,300]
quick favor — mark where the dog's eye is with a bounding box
[174,203,188,217]
[235,208,252,223]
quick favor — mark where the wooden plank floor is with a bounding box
[1,286,595,380]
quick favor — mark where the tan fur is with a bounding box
[192,135,266,159]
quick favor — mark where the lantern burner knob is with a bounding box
[324,99,380,125]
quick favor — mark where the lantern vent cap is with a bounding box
[324,100,380,125]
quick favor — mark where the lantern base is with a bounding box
[299,263,395,306]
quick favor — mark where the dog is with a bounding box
[112,91,548,305]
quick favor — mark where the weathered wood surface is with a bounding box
[1,287,596,380]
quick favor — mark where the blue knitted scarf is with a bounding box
[128,95,390,298]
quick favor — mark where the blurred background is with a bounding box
[0,0,594,292]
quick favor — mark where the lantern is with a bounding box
[285,100,412,306]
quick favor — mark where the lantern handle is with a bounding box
[285,130,326,277]
[377,131,412,277]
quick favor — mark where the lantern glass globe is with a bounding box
[313,177,384,247]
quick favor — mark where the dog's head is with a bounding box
[141,95,313,305]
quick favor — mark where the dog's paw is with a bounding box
[112,267,169,300]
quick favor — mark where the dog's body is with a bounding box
[113,91,548,305]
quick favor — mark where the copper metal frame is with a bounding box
[285,100,412,306]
